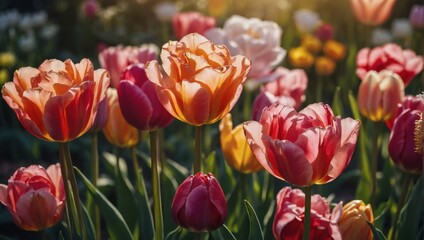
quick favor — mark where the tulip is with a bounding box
[300,34,322,54]
[349,0,396,26]
[0,52,16,68]
[145,33,251,126]
[293,9,322,33]
[389,101,423,174]
[273,186,342,240]
[0,164,65,231]
[244,102,360,187]
[386,95,424,129]
[172,12,216,40]
[1,58,109,142]
[219,114,262,174]
[323,40,346,61]
[288,47,314,69]
[103,88,139,148]
[409,5,424,29]
[338,200,374,240]
[315,23,334,41]
[83,0,99,18]
[171,172,227,232]
[98,44,158,88]
[315,56,336,76]
[204,15,285,80]
[0,69,8,85]
[356,43,423,86]
[358,70,405,122]
[252,67,308,120]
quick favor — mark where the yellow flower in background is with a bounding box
[323,40,346,61]
[0,69,8,85]
[315,56,336,76]
[288,47,314,69]
[0,52,16,68]
[300,34,322,53]
[219,114,262,174]
[338,200,374,240]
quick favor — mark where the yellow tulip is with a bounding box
[300,35,322,54]
[288,47,314,69]
[323,40,346,61]
[338,200,374,240]
[315,56,336,76]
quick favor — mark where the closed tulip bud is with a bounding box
[338,200,374,240]
[349,0,396,26]
[171,172,227,232]
[323,40,346,61]
[358,70,405,122]
[315,23,334,41]
[300,34,322,54]
[315,56,336,76]
[409,5,424,29]
[0,164,65,231]
[0,52,16,68]
[288,47,314,69]
[219,114,262,174]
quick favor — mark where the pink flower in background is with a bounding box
[356,43,423,86]
[98,44,158,88]
[118,64,173,130]
[315,23,334,41]
[349,0,396,26]
[252,67,308,120]
[172,12,216,40]
[244,103,360,187]
[273,187,342,240]
[83,0,99,18]
[204,15,286,80]
[0,164,65,231]
[409,4,424,29]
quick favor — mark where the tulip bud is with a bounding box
[288,47,314,69]
[338,200,374,240]
[300,34,322,54]
[358,70,405,122]
[171,172,227,232]
[315,56,336,76]
[323,40,346,61]
[409,5,424,29]
[315,23,334,41]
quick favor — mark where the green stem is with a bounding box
[194,126,202,173]
[195,232,202,240]
[150,131,163,240]
[390,174,412,240]
[243,88,252,122]
[370,121,382,205]
[88,132,100,240]
[131,144,143,194]
[59,142,86,239]
[303,186,311,240]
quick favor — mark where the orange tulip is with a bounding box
[1,59,109,142]
[315,56,336,76]
[300,34,322,54]
[350,0,396,26]
[338,200,374,240]
[145,33,251,126]
[323,40,346,61]
[103,88,139,148]
[219,114,262,174]
[358,70,405,122]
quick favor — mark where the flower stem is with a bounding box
[370,121,382,205]
[194,126,202,173]
[390,174,412,240]
[88,132,101,240]
[303,186,311,240]
[59,142,86,240]
[150,131,163,240]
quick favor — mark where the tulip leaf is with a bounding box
[396,178,423,240]
[0,235,18,240]
[164,226,182,240]
[81,202,96,240]
[212,224,238,240]
[244,200,264,240]
[133,168,154,240]
[58,231,65,240]
[366,221,387,240]
[331,86,343,116]
[74,167,133,240]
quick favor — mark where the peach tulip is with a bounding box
[338,200,374,240]
[145,33,251,126]
[358,70,405,122]
[0,164,65,231]
[219,114,262,174]
[349,0,396,26]
[1,58,109,142]
[172,12,216,40]
[244,102,360,187]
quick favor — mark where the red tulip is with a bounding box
[315,23,334,41]
[386,95,424,129]
[173,12,216,40]
[244,102,360,187]
[0,164,65,231]
[118,64,173,130]
[356,43,423,86]
[273,186,342,240]
[171,172,227,232]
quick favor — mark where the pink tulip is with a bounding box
[356,43,423,86]
[118,64,173,130]
[252,67,308,120]
[172,12,216,40]
[0,164,65,231]
[244,103,360,187]
[273,187,342,240]
[83,0,99,18]
[409,5,424,29]
[98,44,158,88]
[349,0,396,26]
[171,172,227,232]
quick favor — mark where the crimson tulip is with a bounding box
[386,95,424,129]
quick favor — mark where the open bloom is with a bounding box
[244,103,360,187]
[2,58,109,142]
[273,187,342,240]
[98,44,158,88]
[338,200,374,240]
[172,12,216,40]
[145,33,251,126]
[356,43,423,86]
[252,67,308,120]
[171,172,227,232]
[0,164,65,231]
[118,64,173,131]
[349,0,396,26]
[358,70,405,122]
[204,15,285,79]
[219,114,262,174]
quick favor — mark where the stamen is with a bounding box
[414,112,423,154]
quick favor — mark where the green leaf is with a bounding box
[367,221,387,240]
[74,167,133,240]
[165,226,182,240]
[81,203,96,240]
[331,86,343,116]
[58,231,65,240]
[397,178,423,240]
[133,168,154,240]
[211,224,238,240]
[244,200,264,240]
